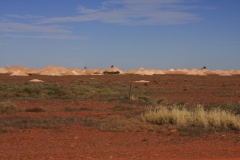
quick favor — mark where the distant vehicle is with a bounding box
[103,71,120,75]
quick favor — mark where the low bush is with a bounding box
[112,106,135,111]
[25,107,45,112]
[63,106,77,112]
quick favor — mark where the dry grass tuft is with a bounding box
[142,105,240,132]
[0,101,17,114]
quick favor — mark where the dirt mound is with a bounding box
[6,66,23,73]
[37,66,68,76]
[179,68,189,74]
[163,69,176,74]
[125,69,137,74]
[93,70,104,75]
[142,70,155,75]
[186,70,207,76]
[185,70,197,75]
[74,69,87,75]
[25,68,39,75]
[204,70,219,75]
[134,70,144,75]
[0,67,9,74]
[135,80,150,83]
[10,70,29,76]
[84,69,99,75]
[218,71,232,76]
[229,70,240,75]
[138,67,145,71]
[29,79,44,82]
[173,70,185,75]
[154,70,165,75]
[62,70,80,76]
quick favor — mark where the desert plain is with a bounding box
[0,65,240,160]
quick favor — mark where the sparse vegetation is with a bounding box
[98,115,159,132]
[0,83,128,100]
[0,116,97,133]
[142,105,240,132]
[1,74,240,136]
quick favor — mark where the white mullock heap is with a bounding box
[0,65,239,76]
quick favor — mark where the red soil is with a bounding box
[0,74,240,159]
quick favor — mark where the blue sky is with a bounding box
[0,0,239,70]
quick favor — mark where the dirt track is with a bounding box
[0,74,240,159]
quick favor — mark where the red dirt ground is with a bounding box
[0,74,240,160]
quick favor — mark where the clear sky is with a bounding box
[0,0,239,70]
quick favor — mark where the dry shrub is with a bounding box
[0,101,17,114]
[142,105,240,132]
[25,107,45,112]
[63,105,76,112]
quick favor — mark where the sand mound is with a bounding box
[196,71,207,76]
[93,70,104,75]
[134,70,144,75]
[125,69,137,74]
[62,70,80,76]
[29,79,44,82]
[179,69,189,74]
[229,70,240,75]
[74,69,87,75]
[84,69,98,75]
[203,70,218,75]
[0,67,9,74]
[6,66,39,75]
[154,70,165,75]
[173,71,185,75]
[185,70,197,75]
[25,68,39,75]
[142,70,155,75]
[218,71,232,76]
[10,70,29,76]
[37,66,68,76]
[6,66,24,73]
[164,69,184,74]
[138,67,145,71]
[135,80,150,83]
[185,70,206,76]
